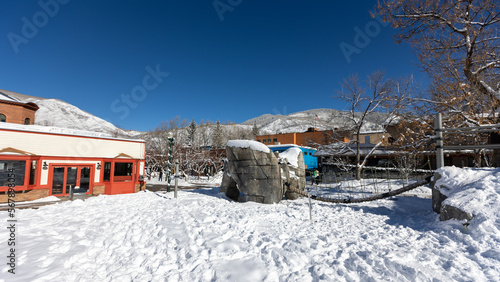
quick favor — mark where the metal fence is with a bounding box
[435,113,500,169]
[304,165,433,202]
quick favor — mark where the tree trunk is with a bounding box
[356,141,361,180]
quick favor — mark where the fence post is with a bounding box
[174,161,179,199]
[435,113,444,169]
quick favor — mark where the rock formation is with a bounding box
[220,140,306,204]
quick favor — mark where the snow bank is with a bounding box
[0,196,60,207]
[227,140,270,153]
[435,166,500,239]
[1,187,499,280]
[279,147,302,168]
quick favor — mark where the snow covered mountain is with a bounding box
[1,89,389,138]
[243,108,389,135]
[1,90,141,138]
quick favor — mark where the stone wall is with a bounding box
[0,189,49,203]
[93,185,105,195]
[134,183,145,193]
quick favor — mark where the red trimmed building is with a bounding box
[0,92,146,203]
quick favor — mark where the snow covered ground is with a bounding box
[1,168,499,281]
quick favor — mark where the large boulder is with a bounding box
[224,140,283,204]
[220,141,307,204]
[432,167,475,222]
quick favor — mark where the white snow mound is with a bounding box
[227,140,270,153]
[435,166,500,239]
[279,147,302,168]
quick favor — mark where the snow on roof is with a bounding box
[267,144,317,151]
[227,140,271,153]
[279,147,302,167]
[0,91,21,102]
[314,142,399,157]
[0,122,144,142]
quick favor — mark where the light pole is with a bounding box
[167,131,175,192]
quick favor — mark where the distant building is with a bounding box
[256,128,349,147]
[0,91,38,125]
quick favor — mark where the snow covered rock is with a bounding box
[279,148,306,200]
[223,140,307,204]
[225,141,283,204]
[219,160,239,201]
[433,166,500,223]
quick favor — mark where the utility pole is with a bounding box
[167,131,175,192]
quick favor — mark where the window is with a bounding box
[364,136,371,144]
[29,161,37,185]
[0,160,26,186]
[273,138,277,143]
[103,162,111,181]
[257,139,261,142]
[24,118,30,125]
[114,162,133,181]
[262,139,266,144]
[267,139,271,143]
[0,114,6,122]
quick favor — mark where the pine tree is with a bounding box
[212,119,224,149]
[188,118,197,146]
[252,122,259,138]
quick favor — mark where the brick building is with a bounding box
[256,128,349,147]
[0,91,38,125]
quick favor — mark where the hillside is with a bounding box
[1,90,390,139]
[1,90,141,138]
[244,108,388,135]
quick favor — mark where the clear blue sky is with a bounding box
[1,1,425,131]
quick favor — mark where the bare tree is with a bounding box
[377,0,500,125]
[336,70,413,180]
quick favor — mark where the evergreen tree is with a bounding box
[212,119,224,149]
[188,118,197,146]
[252,122,259,137]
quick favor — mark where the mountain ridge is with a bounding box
[1,89,387,137]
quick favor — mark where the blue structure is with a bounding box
[267,144,318,170]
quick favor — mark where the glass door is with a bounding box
[51,165,93,196]
[76,167,91,193]
[66,167,78,194]
[51,167,65,195]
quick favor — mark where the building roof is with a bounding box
[267,144,317,151]
[0,91,21,102]
[313,142,398,157]
[0,122,145,143]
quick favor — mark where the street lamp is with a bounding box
[167,131,175,192]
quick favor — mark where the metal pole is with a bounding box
[308,195,312,222]
[174,161,179,198]
[435,113,444,169]
[167,135,174,192]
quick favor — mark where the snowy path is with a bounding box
[1,188,499,281]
